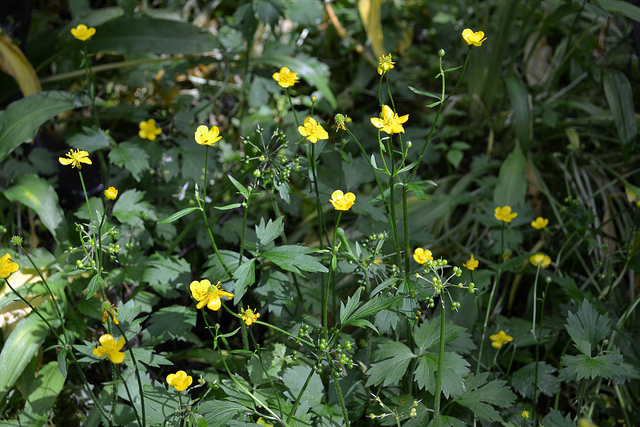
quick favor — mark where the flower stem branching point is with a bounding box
[494,206,518,223]
[461,28,487,47]
[0,253,19,279]
[59,149,92,169]
[92,334,126,363]
[329,190,356,211]
[190,279,234,311]
[370,105,409,134]
[71,24,96,41]
[298,117,329,143]
[272,66,299,88]
[166,370,193,391]
[195,125,222,146]
[138,119,162,141]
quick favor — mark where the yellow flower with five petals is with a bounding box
[59,149,92,169]
[71,24,96,41]
[329,190,356,211]
[531,217,549,230]
[494,206,517,223]
[190,279,234,311]
[240,306,260,326]
[490,330,513,349]
[195,125,222,146]
[104,186,118,200]
[272,67,299,88]
[461,28,486,46]
[0,253,19,279]
[298,117,329,143]
[92,334,126,363]
[166,370,193,391]
[139,119,162,141]
[463,254,478,271]
[529,254,551,269]
[413,248,432,265]
[370,105,409,134]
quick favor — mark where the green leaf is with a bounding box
[413,317,469,355]
[143,306,197,345]
[232,259,256,302]
[595,0,640,21]
[255,216,284,250]
[19,361,65,427]
[158,207,200,223]
[565,299,610,356]
[603,69,637,146]
[559,353,638,381]
[2,174,65,241]
[197,400,249,425]
[505,75,531,151]
[453,373,516,422]
[493,145,526,207]
[511,362,560,398]
[414,352,469,397]
[112,189,157,227]
[89,17,220,55]
[0,91,92,162]
[109,141,150,182]
[407,85,441,100]
[228,174,250,199]
[285,0,324,26]
[67,126,112,151]
[283,365,324,407]
[261,245,328,275]
[142,253,190,298]
[82,274,103,300]
[214,202,242,211]
[365,341,415,387]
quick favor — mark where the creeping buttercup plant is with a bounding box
[1,1,640,426]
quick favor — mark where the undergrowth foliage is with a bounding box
[1,1,639,426]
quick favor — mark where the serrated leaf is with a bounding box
[233,259,256,302]
[112,189,157,227]
[565,299,610,356]
[19,361,65,427]
[255,216,284,250]
[261,245,328,275]
[453,373,516,422]
[414,318,469,355]
[283,365,324,407]
[342,293,404,329]
[67,126,112,151]
[143,306,197,345]
[511,362,559,398]
[365,341,415,387]
[559,353,638,381]
[142,253,190,298]
[108,141,150,182]
[414,352,469,397]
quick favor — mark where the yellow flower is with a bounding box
[521,411,530,419]
[100,301,119,325]
[489,330,513,349]
[272,66,299,88]
[377,53,395,75]
[0,253,19,279]
[329,190,356,211]
[578,419,597,427]
[257,417,274,427]
[194,125,222,146]
[463,254,478,271]
[190,279,234,311]
[529,254,551,269]
[92,334,126,363]
[413,247,433,265]
[166,370,193,392]
[104,186,118,200]
[334,113,348,131]
[494,206,518,223]
[461,28,486,46]
[59,149,92,169]
[531,217,549,230]
[240,306,260,326]
[138,119,162,141]
[370,105,409,134]
[298,117,329,143]
[71,24,96,41]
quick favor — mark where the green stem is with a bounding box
[114,368,143,427]
[433,302,447,427]
[309,142,329,248]
[198,205,233,280]
[331,367,350,425]
[238,186,253,266]
[476,272,500,374]
[113,323,146,427]
[287,367,315,424]
[323,211,342,339]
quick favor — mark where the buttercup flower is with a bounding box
[272,67,299,88]
[413,247,433,265]
[490,330,513,349]
[494,206,518,223]
[71,24,96,41]
[463,254,478,271]
[166,370,193,392]
[461,28,486,47]
[138,119,162,141]
[531,217,549,230]
[59,149,92,169]
[521,411,530,419]
[240,306,260,326]
[100,301,119,325]
[298,117,329,143]
[0,253,19,279]
[370,105,409,134]
[195,125,222,146]
[190,279,234,311]
[104,187,118,200]
[377,53,395,75]
[529,254,551,269]
[92,334,126,363]
[329,190,356,211]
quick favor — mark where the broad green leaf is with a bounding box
[603,69,636,146]
[262,245,328,275]
[285,0,324,26]
[413,317,468,355]
[414,352,469,397]
[511,362,559,398]
[283,365,324,407]
[0,91,91,162]
[197,400,250,425]
[365,341,415,387]
[2,174,65,241]
[342,294,404,330]
[142,253,190,298]
[109,141,150,182]
[453,373,516,423]
[112,189,157,227]
[143,306,197,345]
[158,207,200,224]
[560,353,638,381]
[595,0,640,21]
[233,259,256,302]
[89,17,220,55]
[137,385,180,425]
[339,287,364,325]
[19,361,66,427]
[67,127,112,152]
[565,299,610,356]
[255,216,284,250]
[505,75,531,151]
[493,145,526,207]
